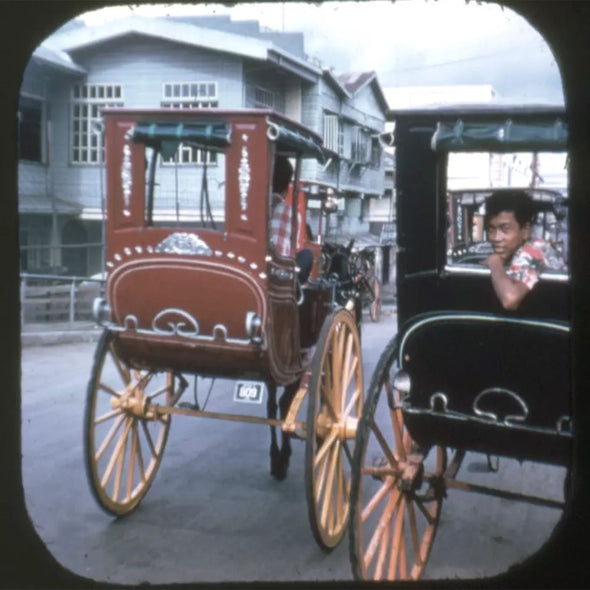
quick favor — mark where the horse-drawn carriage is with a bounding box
[86,108,364,550]
[347,104,571,580]
[86,103,571,580]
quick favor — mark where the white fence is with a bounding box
[20,273,105,329]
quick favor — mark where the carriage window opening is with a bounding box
[445,151,568,275]
[144,145,226,230]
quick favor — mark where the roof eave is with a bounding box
[322,68,351,98]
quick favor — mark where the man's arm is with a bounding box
[484,253,531,310]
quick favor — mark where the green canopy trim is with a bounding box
[267,119,326,163]
[431,118,568,152]
[132,121,232,159]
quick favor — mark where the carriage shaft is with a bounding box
[152,403,304,431]
[444,477,565,509]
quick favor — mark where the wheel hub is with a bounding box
[316,412,358,439]
[399,453,425,492]
[111,384,156,419]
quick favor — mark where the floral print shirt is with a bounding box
[506,239,563,290]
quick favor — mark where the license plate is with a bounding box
[234,381,266,404]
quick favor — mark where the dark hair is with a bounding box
[272,156,293,194]
[484,190,535,227]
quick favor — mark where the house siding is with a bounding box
[52,36,245,211]
[18,19,390,275]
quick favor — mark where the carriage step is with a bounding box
[179,401,200,411]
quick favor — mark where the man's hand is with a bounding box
[483,253,505,269]
[484,253,530,310]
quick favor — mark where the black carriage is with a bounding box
[348,105,571,580]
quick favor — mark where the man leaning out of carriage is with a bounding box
[482,190,564,311]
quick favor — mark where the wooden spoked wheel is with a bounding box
[349,338,446,581]
[369,278,382,323]
[305,308,364,550]
[84,331,181,516]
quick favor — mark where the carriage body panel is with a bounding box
[398,312,571,465]
[99,108,331,384]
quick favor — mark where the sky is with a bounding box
[74,1,564,105]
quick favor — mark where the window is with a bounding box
[445,151,569,275]
[71,84,123,164]
[18,96,43,162]
[161,82,218,165]
[351,126,370,164]
[323,112,343,155]
[162,82,217,108]
[370,137,381,168]
[245,84,278,109]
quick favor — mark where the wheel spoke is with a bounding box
[148,381,173,400]
[369,420,399,469]
[336,450,345,525]
[398,522,408,579]
[343,384,361,419]
[374,500,392,580]
[388,495,406,579]
[113,417,129,502]
[101,416,133,490]
[94,407,124,426]
[98,381,122,398]
[95,414,125,462]
[140,419,158,459]
[342,438,353,465]
[406,497,422,566]
[313,429,338,469]
[389,404,406,463]
[414,494,436,525]
[314,440,330,501]
[126,420,138,501]
[321,439,340,531]
[361,477,395,523]
[364,485,400,570]
[340,333,355,406]
[108,344,130,384]
[134,422,147,484]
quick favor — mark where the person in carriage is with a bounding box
[270,155,314,285]
[483,189,565,310]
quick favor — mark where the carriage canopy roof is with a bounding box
[131,117,326,162]
[431,117,568,152]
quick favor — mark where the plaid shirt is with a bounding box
[270,195,293,256]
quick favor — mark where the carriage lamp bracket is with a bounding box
[93,297,112,326]
[245,312,263,344]
[392,370,412,400]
